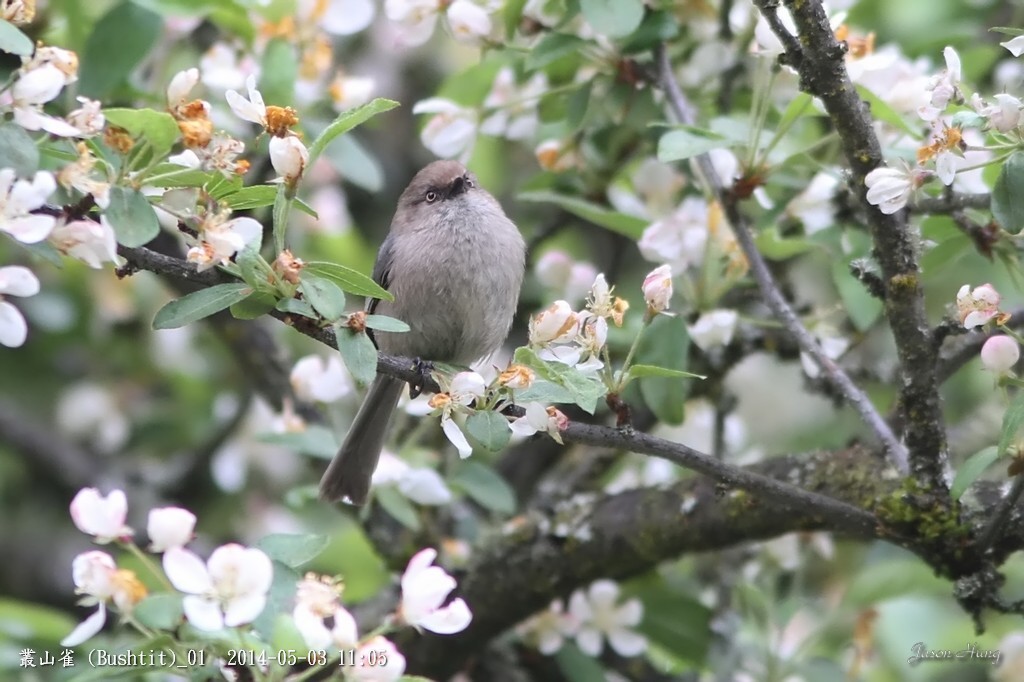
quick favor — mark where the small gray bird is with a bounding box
[319,160,526,505]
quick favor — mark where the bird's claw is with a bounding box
[408,357,434,399]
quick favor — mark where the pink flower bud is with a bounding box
[642,264,673,314]
[981,335,1020,373]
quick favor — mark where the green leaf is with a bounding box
[513,347,605,414]
[518,190,648,239]
[844,558,950,606]
[465,411,511,451]
[374,486,422,531]
[567,80,592,129]
[305,261,393,300]
[152,283,253,330]
[301,274,347,321]
[621,10,680,54]
[951,446,1000,499]
[334,322,378,386]
[259,425,339,459]
[628,364,705,380]
[0,19,32,56]
[144,164,214,189]
[755,226,816,261]
[80,2,163,98]
[307,98,400,167]
[222,184,279,210]
[525,33,588,71]
[625,574,713,666]
[855,85,918,137]
[514,379,576,405]
[259,38,298,107]
[832,259,883,332]
[555,642,607,682]
[364,314,410,333]
[776,93,816,131]
[998,391,1024,456]
[635,315,691,424]
[0,123,39,175]
[103,108,181,160]
[658,127,730,162]
[230,290,277,320]
[275,297,318,319]
[206,171,244,200]
[257,533,329,568]
[104,186,160,247]
[993,152,1024,234]
[0,598,75,642]
[579,0,644,38]
[503,0,528,40]
[450,460,516,514]
[133,594,183,630]
[323,134,385,193]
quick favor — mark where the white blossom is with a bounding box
[864,166,917,215]
[516,599,580,655]
[147,507,197,552]
[957,283,1000,329]
[290,355,352,403]
[69,488,132,543]
[688,309,739,351]
[568,580,647,657]
[163,544,273,631]
[786,172,839,234]
[413,97,478,160]
[0,265,39,348]
[49,218,119,269]
[637,197,710,270]
[0,169,57,243]
[187,215,262,272]
[447,0,491,42]
[399,548,472,634]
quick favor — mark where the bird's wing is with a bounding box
[367,233,395,316]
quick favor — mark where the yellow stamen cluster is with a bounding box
[266,105,300,138]
[917,126,963,164]
[835,24,876,59]
[104,126,135,154]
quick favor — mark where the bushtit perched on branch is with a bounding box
[319,160,526,505]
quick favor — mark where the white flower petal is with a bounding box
[183,594,225,631]
[416,597,472,634]
[441,415,473,458]
[163,547,214,594]
[60,604,106,647]
[608,627,647,656]
[0,265,40,296]
[223,594,267,627]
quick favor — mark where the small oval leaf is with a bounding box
[334,322,378,386]
[152,283,252,330]
[306,261,392,301]
[465,410,512,452]
[105,186,160,247]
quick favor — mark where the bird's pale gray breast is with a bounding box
[374,196,524,364]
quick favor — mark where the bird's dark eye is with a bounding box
[464,176,475,188]
[425,190,439,203]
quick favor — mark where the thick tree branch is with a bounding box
[753,0,948,489]
[653,43,909,474]
[399,446,894,677]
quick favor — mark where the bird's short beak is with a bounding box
[448,175,468,197]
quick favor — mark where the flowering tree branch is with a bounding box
[653,43,909,475]
[752,0,949,490]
